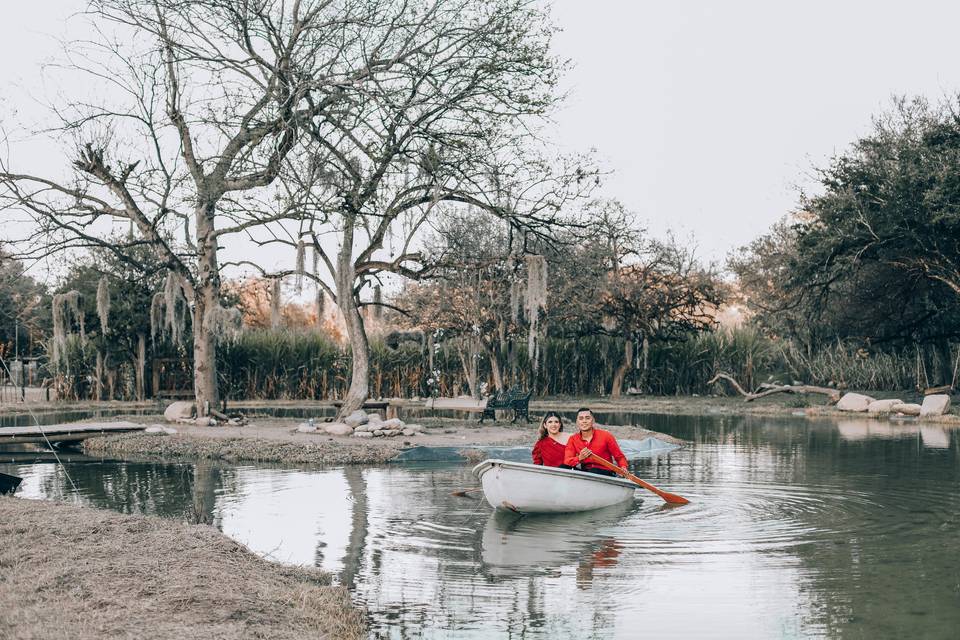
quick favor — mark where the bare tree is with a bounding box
[1,0,527,415]
[230,0,597,416]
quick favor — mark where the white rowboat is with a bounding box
[472,459,638,514]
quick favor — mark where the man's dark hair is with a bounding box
[576,407,593,417]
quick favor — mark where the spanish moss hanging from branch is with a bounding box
[50,290,85,367]
[509,255,523,324]
[150,273,190,347]
[525,254,548,372]
[271,277,282,328]
[294,238,306,294]
[164,272,187,346]
[208,304,243,341]
[150,293,164,346]
[96,276,111,335]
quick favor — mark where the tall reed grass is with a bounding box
[35,326,959,400]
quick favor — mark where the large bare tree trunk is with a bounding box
[935,339,954,387]
[193,203,220,417]
[94,351,104,401]
[486,344,504,392]
[610,338,634,398]
[457,337,480,398]
[336,224,369,420]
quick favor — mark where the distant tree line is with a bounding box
[731,97,960,389]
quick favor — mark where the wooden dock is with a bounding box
[0,421,146,445]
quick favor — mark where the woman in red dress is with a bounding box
[531,412,572,468]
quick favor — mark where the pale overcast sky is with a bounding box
[3,0,960,267]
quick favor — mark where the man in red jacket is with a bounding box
[563,407,628,476]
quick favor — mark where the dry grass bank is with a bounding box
[0,497,365,640]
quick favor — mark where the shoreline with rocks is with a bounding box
[7,393,955,466]
[81,408,686,466]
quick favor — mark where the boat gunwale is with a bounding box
[472,459,638,490]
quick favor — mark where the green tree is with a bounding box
[735,97,960,384]
[54,241,169,398]
[0,251,49,358]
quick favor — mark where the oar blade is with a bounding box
[588,453,690,505]
[658,491,690,505]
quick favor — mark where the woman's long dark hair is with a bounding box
[537,412,564,440]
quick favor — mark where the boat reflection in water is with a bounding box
[480,498,638,578]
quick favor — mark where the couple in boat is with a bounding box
[531,407,627,477]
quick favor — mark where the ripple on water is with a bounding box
[614,478,960,560]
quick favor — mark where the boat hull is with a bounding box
[0,472,22,496]
[473,459,637,514]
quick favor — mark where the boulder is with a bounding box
[384,429,402,437]
[920,394,951,418]
[836,393,875,412]
[367,413,384,425]
[354,422,376,433]
[343,410,370,428]
[891,402,922,416]
[352,431,374,438]
[145,425,178,435]
[164,401,195,422]
[324,422,354,436]
[380,418,404,429]
[404,423,425,433]
[296,423,318,433]
[373,429,385,437]
[402,428,416,436]
[867,399,903,415]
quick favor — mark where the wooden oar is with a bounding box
[587,453,689,505]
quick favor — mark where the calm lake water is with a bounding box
[4,413,960,639]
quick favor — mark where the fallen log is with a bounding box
[923,384,954,396]
[708,372,841,404]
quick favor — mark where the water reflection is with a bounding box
[4,413,960,639]
[481,501,636,578]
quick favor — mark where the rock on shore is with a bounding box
[921,394,951,417]
[836,393,876,412]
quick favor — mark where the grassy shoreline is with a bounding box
[0,497,365,640]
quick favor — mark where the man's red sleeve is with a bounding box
[607,432,628,468]
[564,437,581,467]
[532,440,543,465]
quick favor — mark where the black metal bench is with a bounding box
[479,387,532,423]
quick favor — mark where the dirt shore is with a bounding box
[81,414,684,465]
[0,497,365,640]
